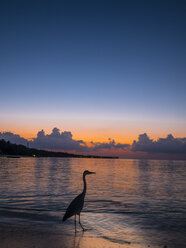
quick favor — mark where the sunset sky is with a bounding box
[1,0,186,158]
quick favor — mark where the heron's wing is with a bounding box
[63,193,85,221]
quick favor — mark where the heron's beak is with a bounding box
[89,171,96,174]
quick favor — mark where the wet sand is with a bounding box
[0,222,72,248]
[0,218,168,248]
[0,222,131,248]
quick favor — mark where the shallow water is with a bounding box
[0,157,186,247]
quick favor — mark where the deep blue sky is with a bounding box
[1,0,186,141]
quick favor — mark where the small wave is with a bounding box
[0,208,61,223]
[102,236,131,245]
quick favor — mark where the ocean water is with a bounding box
[0,157,186,247]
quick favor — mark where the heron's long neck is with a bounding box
[82,174,87,195]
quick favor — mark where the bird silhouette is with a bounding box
[62,170,95,232]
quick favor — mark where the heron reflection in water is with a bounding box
[63,170,95,232]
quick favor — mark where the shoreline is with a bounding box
[0,140,118,159]
[0,154,119,159]
[0,217,178,248]
[0,219,135,248]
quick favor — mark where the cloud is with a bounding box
[1,129,186,157]
[132,133,186,154]
[0,132,28,146]
[30,128,129,152]
[91,138,130,151]
[0,127,130,154]
[30,128,88,152]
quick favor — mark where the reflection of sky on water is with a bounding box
[0,157,186,247]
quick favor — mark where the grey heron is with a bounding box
[62,170,95,232]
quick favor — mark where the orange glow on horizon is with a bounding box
[1,125,186,145]
[1,119,186,146]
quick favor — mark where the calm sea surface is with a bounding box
[0,157,186,247]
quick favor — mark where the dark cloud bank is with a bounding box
[31,128,87,152]
[0,128,129,153]
[0,128,186,158]
[132,133,186,154]
[0,132,28,145]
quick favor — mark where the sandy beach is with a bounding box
[0,221,133,248]
[0,218,161,248]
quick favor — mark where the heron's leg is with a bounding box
[79,214,85,231]
[74,215,77,233]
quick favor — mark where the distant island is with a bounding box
[0,139,118,159]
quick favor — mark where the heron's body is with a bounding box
[62,170,95,231]
[63,192,85,221]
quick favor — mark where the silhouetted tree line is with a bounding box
[0,139,118,158]
[0,139,80,157]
